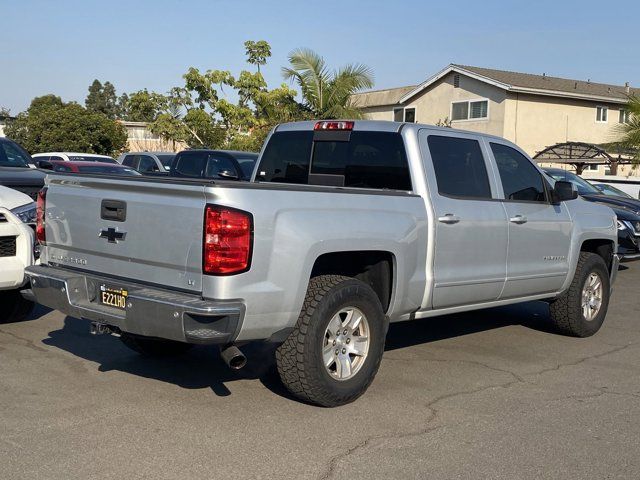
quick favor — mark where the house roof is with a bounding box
[350,85,416,108]
[398,64,638,105]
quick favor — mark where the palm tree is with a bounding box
[282,48,374,119]
[617,95,640,161]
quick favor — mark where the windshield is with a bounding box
[545,170,600,195]
[593,183,633,198]
[0,140,31,168]
[156,154,176,168]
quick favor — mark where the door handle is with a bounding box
[438,214,460,224]
[509,215,528,224]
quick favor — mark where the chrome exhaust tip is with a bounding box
[220,345,247,370]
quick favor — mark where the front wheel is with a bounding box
[549,252,611,337]
[276,275,387,407]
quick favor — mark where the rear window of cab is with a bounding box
[256,131,412,191]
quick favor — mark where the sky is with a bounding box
[2,0,640,114]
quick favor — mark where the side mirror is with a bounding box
[552,180,578,203]
[218,169,239,180]
[37,160,53,170]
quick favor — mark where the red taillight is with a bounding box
[36,187,47,245]
[314,121,354,131]
[203,205,252,275]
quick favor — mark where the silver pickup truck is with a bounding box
[26,120,619,407]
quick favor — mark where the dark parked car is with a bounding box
[170,150,258,180]
[0,138,46,200]
[544,168,640,261]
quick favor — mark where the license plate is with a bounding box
[99,285,128,310]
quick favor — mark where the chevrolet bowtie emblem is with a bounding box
[99,227,126,243]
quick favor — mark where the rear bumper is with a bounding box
[25,265,244,344]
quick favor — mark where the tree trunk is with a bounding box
[610,158,618,175]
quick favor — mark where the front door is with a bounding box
[487,141,572,298]
[419,131,508,309]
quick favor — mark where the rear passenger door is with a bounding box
[419,131,508,309]
[487,141,572,297]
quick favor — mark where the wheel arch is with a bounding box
[580,238,615,273]
[310,251,395,313]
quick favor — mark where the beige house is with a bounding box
[119,121,186,152]
[352,64,638,177]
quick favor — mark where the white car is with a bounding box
[32,152,116,169]
[0,185,36,322]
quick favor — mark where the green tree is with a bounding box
[85,79,119,119]
[617,95,640,160]
[282,48,374,119]
[125,89,167,122]
[6,95,127,155]
[244,40,271,73]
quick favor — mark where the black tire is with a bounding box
[120,333,194,357]
[549,252,610,337]
[276,275,387,407]
[0,288,35,323]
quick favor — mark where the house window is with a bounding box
[404,108,416,123]
[393,107,416,123]
[596,106,608,123]
[619,109,630,124]
[585,164,599,171]
[451,100,489,121]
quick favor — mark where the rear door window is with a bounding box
[427,135,492,199]
[204,154,237,178]
[122,155,138,169]
[256,130,412,190]
[138,155,158,172]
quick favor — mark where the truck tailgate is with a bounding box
[43,175,206,293]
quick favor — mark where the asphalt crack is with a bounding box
[317,341,638,480]
[0,328,90,373]
[0,328,48,353]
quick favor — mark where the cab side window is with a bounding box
[491,143,547,202]
[138,155,158,172]
[427,135,492,199]
[122,155,139,169]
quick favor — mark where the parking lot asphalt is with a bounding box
[1,265,639,480]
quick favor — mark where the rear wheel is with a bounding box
[0,289,35,323]
[120,333,194,357]
[549,252,610,337]
[276,275,387,407]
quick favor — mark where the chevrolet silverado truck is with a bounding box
[25,120,619,407]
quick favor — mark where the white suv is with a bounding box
[0,185,36,322]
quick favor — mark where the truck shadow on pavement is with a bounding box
[42,300,552,400]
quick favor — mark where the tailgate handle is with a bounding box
[101,199,127,222]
